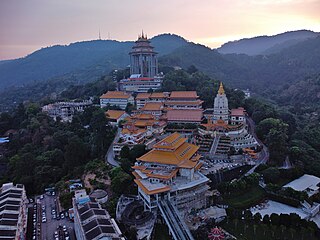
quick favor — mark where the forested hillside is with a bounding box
[0,34,188,90]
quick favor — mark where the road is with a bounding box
[244,116,269,176]
[105,128,121,167]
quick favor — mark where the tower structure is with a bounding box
[212,82,229,123]
[129,32,158,78]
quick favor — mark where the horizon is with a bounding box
[0,28,318,61]
[1,0,320,60]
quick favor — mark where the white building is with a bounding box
[42,99,93,122]
[99,91,134,109]
[0,183,27,240]
[213,82,229,123]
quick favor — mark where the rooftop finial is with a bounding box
[142,29,144,39]
[218,82,225,95]
[98,28,101,40]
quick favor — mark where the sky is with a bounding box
[0,0,319,60]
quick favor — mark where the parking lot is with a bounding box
[28,193,75,240]
[200,158,248,175]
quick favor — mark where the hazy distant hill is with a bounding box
[0,34,188,90]
[217,30,319,56]
[160,36,320,90]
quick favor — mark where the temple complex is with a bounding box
[119,33,163,93]
[197,83,258,155]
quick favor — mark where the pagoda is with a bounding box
[119,32,163,93]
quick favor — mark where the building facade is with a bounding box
[73,189,124,240]
[99,91,134,109]
[132,132,210,214]
[0,183,27,240]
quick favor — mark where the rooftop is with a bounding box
[106,110,126,120]
[230,107,245,116]
[138,133,200,167]
[136,93,151,100]
[150,92,166,99]
[283,174,320,195]
[166,109,203,122]
[170,91,198,99]
[100,91,132,99]
[141,102,163,111]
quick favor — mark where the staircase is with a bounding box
[158,199,194,240]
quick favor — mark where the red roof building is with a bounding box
[166,109,203,124]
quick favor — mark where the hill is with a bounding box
[217,30,319,56]
[160,36,320,91]
[0,34,188,90]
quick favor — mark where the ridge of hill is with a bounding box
[217,30,319,56]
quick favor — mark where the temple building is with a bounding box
[99,91,134,109]
[197,83,258,154]
[212,83,229,123]
[119,33,163,93]
[132,132,210,213]
[113,113,166,156]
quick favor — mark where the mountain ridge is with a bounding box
[217,30,319,56]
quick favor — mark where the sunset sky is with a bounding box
[0,0,319,60]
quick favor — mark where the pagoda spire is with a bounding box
[218,82,225,95]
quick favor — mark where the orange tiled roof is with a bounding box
[105,110,126,120]
[137,146,200,168]
[170,91,198,99]
[134,179,171,195]
[150,92,166,99]
[100,91,132,99]
[131,113,154,120]
[136,93,151,100]
[141,102,163,111]
[134,120,155,127]
[167,109,203,122]
[153,132,186,150]
[122,128,146,135]
[165,100,203,105]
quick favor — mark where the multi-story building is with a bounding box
[119,33,163,93]
[139,102,164,118]
[42,99,93,122]
[0,183,27,240]
[136,91,203,110]
[73,189,124,240]
[99,91,134,109]
[165,91,203,110]
[132,132,210,214]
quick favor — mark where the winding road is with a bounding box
[105,128,121,167]
[245,116,269,176]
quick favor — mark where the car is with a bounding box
[40,195,44,199]
[52,192,55,196]
[60,213,64,219]
[56,215,60,220]
[63,225,67,231]
[42,212,45,217]
[41,205,45,210]
[41,217,46,223]
[52,209,56,214]
[29,198,34,203]
[65,237,69,240]
[53,214,56,219]
[54,231,58,238]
